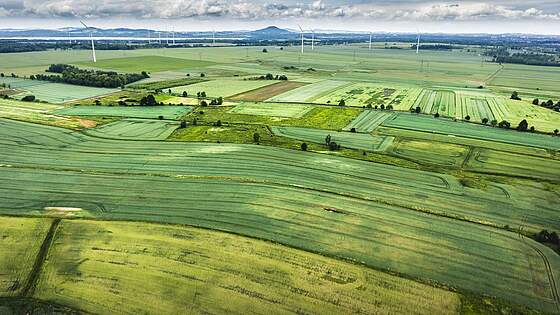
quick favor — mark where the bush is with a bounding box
[350,127,357,133]
[253,132,260,143]
[180,121,187,128]
[158,115,164,120]
[481,117,489,124]
[21,95,35,102]
[301,142,308,151]
[200,100,208,107]
[464,115,471,121]
[434,113,440,118]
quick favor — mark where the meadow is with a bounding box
[267,80,350,102]
[171,79,278,98]
[53,105,193,119]
[83,119,180,140]
[76,55,215,72]
[343,110,396,132]
[228,102,312,118]
[0,98,93,129]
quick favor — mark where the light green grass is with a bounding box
[343,110,395,132]
[383,113,560,150]
[229,102,312,118]
[392,139,469,167]
[0,217,52,297]
[75,55,215,72]
[272,126,394,151]
[52,105,193,120]
[34,219,461,315]
[170,79,278,98]
[314,83,401,107]
[0,98,89,129]
[83,119,179,140]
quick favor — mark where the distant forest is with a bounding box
[33,64,149,88]
[485,47,560,67]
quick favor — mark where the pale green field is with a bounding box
[314,82,402,106]
[267,80,350,102]
[343,110,395,132]
[0,98,88,129]
[229,102,312,118]
[76,55,215,72]
[83,119,179,140]
[0,217,52,297]
[171,79,278,97]
[0,77,118,103]
[53,105,193,119]
[34,219,461,315]
[273,126,394,151]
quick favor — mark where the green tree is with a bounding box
[490,119,498,127]
[253,132,260,143]
[516,119,528,131]
[481,117,489,124]
[464,115,471,121]
[182,91,188,97]
[325,134,332,145]
[434,113,440,118]
[338,99,346,106]
[415,106,421,114]
[532,98,539,105]
[301,142,308,151]
[510,91,521,100]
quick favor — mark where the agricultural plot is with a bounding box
[267,80,350,103]
[382,113,560,150]
[34,219,460,315]
[83,119,179,140]
[1,120,560,312]
[391,139,469,167]
[0,217,52,297]
[53,105,193,120]
[413,90,456,116]
[314,83,400,107]
[272,126,394,151]
[0,77,118,103]
[170,79,278,98]
[0,98,90,129]
[466,148,560,182]
[229,81,307,101]
[76,55,215,72]
[343,110,396,132]
[228,103,312,118]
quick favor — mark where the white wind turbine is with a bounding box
[298,24,304,54]
[212,29,216,46]
[416,29,421,54]
[311,29,315,51]
[80,21,96,63]
[369,32,372,50]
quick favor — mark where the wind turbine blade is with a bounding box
[80,21,88,29]
[297,24,303,33]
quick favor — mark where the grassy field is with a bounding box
[267,80,350,102]
[28,219,461,315]
[272,126,394,152]
[343,110,395,132]
[0,217,52,297]
[229,81,307,101]
[83,119,180,140]
[228,102,312,118]
[0,77,118,103]
[382,113,560,150]
[53,105,193,120]
[391,139,470,168]
[171,79,278,98]
[76,55,215,72]
[314,83,401,107]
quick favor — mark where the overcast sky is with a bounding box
[1,0,560,34]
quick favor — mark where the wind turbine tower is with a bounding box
[298,25,304,54]
[80,21,96,63]
[212,29,216,46]
[416,31,421,54]
[311,29,315,51]
[369,32,372,50]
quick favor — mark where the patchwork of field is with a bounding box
[267,80,350,103]
[53,105,193,120]
[75,55,215,72]
[32,219,460,315]
[382,113,560,150]
[0,77,118,103]
[0,98,91,129]
[391,139,470,168]
[229,103,312,118]
[343,110,395,132]
[83,119,179,140]
[170,79,278,98]
[314,83,401,107]
[1,120,560,312]
[229,81,307,101]
[273,126,394,152]
[0,217,52,297]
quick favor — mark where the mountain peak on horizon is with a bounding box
[252,26,292,34]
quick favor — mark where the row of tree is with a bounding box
[32,64,149,88]
[245,73,288,81]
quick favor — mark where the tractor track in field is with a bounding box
[461,146,476,169]
[485,64,504,85]
[519,233,560,312]
[20,218,60,298]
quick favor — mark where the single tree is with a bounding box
[516,119,528,131]
[301,142,308,151]
[434,113,440,118]
[21,95,35,102]
[216,120,222,127]
[510,91,521,100]
[490,119,498,127]
[554,129,559,136]
[464,115,471,121]
[253,132,260,143]
[180,121,187,128]
[200,73,205,77]
[325,134,332,145]
[532,98,540,105]
[182,91,188,97]
[350,127,357,133]
[481,117,489,124]
[338,99,346,106]
[168,89,172,94]
[415,106,421,114]
[380,104,385,110]
[200,100,208,107]
[530,126,535,132]
[262,48,268,53]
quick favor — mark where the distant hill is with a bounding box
[251,26,293,35]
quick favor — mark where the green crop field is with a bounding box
[83,119,179,140]
[273,126,394,151]
[343,110,395,132]
[391,139,469,167]
[53,105,193,119]
[229,102,312,118]
[314,83,402,107]
[229,81,307,101]
[267,80,350,102]
[0,121,558,313]
[170,79,278,98]
[0,77,118,103]
[76,55,215,72]
[0,217,52,297]
[383,113,560,150]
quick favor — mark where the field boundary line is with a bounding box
[20,218,61,298]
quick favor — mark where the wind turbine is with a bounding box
[298,25,304,54]
[80,21,96,63]
[311,29,315,51]
[416,30,421,54]
[369,32,372,50]
[212,29,216,46]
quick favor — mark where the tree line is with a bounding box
[32,64,149,88]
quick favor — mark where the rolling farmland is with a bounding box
[83,119,180,140]
[171,79,278,98]
[343,110,395,132]
[314,83,401,107]
[229,102,312,118]
[267,80,350,102]
[229,81,307,101]
[53,105,193,119]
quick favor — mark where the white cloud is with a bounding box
[1,0,559,21]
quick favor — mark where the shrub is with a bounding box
[301,142,308,151]
[21,95,35,102]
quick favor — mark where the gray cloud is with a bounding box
[0,0,558,21]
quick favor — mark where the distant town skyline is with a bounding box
[1,0,559,35]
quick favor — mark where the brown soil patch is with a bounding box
[79,119,98,128]
[229,81,307,101]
